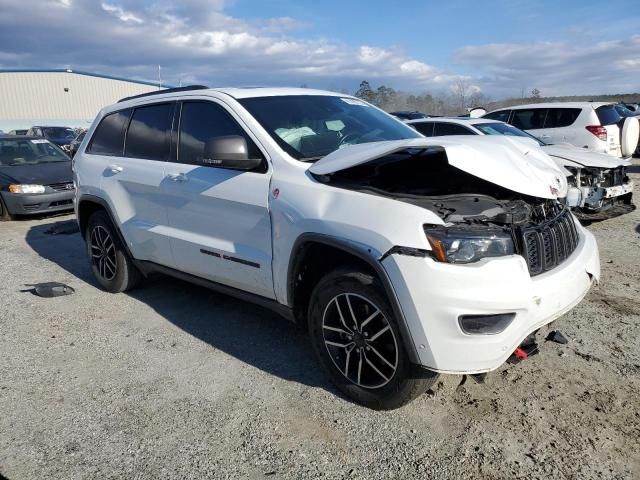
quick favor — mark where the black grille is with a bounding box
[49,182,74,192]
[521,208,579,275]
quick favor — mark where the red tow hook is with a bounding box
[513,347,529,361]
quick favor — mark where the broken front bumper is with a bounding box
[382,222,600,374]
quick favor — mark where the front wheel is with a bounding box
[308,268,438,409]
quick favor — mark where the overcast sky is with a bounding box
[1,0,639,99]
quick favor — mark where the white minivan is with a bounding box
[483,102,639,159]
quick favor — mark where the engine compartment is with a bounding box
[316,148,562,227]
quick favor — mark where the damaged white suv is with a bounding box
[74,87,600,409]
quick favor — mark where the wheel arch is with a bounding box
[287,233,420,364]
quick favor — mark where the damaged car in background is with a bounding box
[75,89,600,409]
[407,116,635,220]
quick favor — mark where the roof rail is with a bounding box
[118,85,209,103]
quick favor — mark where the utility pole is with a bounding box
[158,65,162,89]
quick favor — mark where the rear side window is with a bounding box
[177,101,262,166]
[511,109,547,130]
[544,108,581,128]
[483,110,510,122]
[412,122,434,137]
[125,103,174,161]
[433,123,474,136]
[87,109,131,155]
[596,105,623,126]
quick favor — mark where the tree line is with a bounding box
[350,80,640,116]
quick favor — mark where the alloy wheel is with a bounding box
[90,225,117,281]
[322,293,398,389]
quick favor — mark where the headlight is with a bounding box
[425,226,514,264]
[8,184,46,194]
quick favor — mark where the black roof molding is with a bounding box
[118,85,209,103]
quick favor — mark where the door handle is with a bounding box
[167,173,188,183]
[539,134,551,139]
[108,164,123,173]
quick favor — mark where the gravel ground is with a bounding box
[1,161,639,479]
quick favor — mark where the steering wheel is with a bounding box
[339,132,362,147]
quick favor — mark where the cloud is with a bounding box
[0,0,463,92]
[454,35,640,96]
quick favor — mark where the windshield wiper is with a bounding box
[299,155,325,162]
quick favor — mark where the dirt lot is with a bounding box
[1,162,639,480]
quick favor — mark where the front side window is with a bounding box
[473,122,545,145]
[483,110,510,122]
[87,109,131,156]
[239,95,420,161]
[433,123,475,136]
[125,103,174,161]
[178,101,262,166]
[544,108,581,128]
[511,109,547,130]
[0,138,70,166]
[412,122,434,137]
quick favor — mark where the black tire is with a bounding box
[85,210,142,293]
[0,195,14,221]
[308,268,438,410]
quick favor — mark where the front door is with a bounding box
[162,99,274,298]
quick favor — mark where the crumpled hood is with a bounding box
[310,136,568,199]
[542,144,631,169]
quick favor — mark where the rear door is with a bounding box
[162,99,274,298]
[542,107,581,144]
[94,103,177,267]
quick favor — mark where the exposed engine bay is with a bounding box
[315,148,562,227]
[314,148,580,275]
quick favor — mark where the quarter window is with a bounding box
[87,109,131,156]
[178,101,262,167]
[544,108,581,128]
[124,103,174,161]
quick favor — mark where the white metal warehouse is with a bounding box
[0,69,161,132]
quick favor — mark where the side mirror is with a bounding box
[203,135,262,170]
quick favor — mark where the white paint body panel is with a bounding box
[75,87,601,374]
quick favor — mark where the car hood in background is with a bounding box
[309,136,567,200]
[0,161,72,186]
[542,144,631,168]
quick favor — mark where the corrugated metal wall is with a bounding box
[0,71,159,123]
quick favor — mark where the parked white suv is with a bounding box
[74,87,600,409]
[483,102,639,159]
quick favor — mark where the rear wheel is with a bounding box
[86,210,141,292]
[308,268,438,409]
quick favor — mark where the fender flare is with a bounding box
[287,233,421,365]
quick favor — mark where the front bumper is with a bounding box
[1,190,74,215]
[382,223,600,374]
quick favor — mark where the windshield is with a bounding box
[473,122,546,146]
[239,95,420,160]
[42,127,76,140]
[0,138,70,166]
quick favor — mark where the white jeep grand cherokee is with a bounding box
[74,86,600,409]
